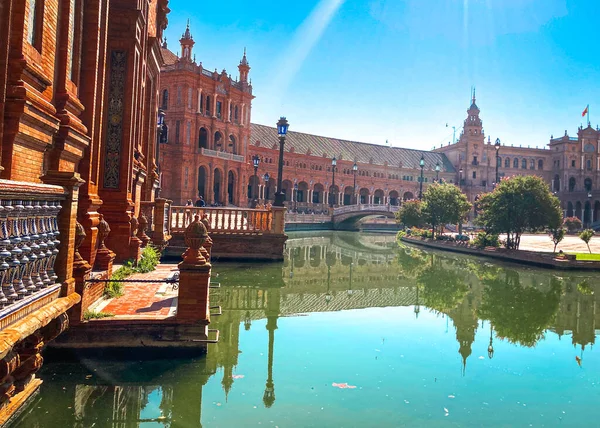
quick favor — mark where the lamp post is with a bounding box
[435,161,440,182]
[329,157,337,207]
[274,117,289,207]
[494,138,501,185]
[293,182,298,212]
[263,172,270,203]
[353,161,358,205]
[459,167,463,188]
[155,109,165,197]
[252,154,260,201]
[418,155,425,200]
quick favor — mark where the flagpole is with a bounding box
[587,104,590,126]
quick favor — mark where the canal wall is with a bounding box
[400,236,600,270]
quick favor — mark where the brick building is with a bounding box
[0,0,169,420]
[158,24,254,207]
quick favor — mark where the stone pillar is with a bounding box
[271,206,286,235]
[41,172,85,297]
[177,215,211,323]
[129,216,142,261]
[151,198,171,250]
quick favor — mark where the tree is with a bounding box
[549,227,566,253]
[476,176,562,250]
[579,229,595,254]
[421,182,471,238]
[564,217,582,233]
[396,199,424,228]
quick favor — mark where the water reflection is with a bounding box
[15,232,600,427]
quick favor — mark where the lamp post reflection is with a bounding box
[488,323,494,359]
[347,262,354,296]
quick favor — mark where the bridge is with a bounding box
[332,204,399,230]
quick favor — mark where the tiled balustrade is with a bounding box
[0,186,66,329]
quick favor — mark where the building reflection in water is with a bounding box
[15,232,600,427]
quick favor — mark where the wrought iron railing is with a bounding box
[0,184,66,328]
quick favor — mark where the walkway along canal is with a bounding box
[12,231,600,427]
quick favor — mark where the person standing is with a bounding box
[195,196,206,207]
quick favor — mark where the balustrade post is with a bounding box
[41,171,85,297]
[177,215,211,324]
[270,206,286,235]
[152,198,171,250]
[95,214,116,273]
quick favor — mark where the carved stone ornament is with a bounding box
[182,215,208,264]
[97,214,111,250]
[130,215,139,237]
[73,221,86,262]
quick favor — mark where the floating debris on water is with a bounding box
[332,382,357,389]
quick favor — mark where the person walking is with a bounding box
[195,196,206,207]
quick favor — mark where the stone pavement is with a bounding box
[93,264,179,319]
[501,234,600,254]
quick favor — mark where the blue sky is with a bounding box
[164,0,600,150]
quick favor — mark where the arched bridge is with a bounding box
[332,204,399,230]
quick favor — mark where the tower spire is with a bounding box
[238,48,250,83]
[180,19,195,61]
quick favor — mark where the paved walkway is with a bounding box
[93,264,179,319]
[502,234,600,254]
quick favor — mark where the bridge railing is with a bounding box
[333,204,400,216]
[170,206,274,234]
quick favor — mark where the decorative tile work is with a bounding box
[103,50,128,189]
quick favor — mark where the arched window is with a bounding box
[497,157,502,167]
[161,89,169,109]
[538,159,544,170]
[205,96,211,115]
[569,177,576,192]
[198,128,208,149]
[188,87,193,109]
[234,106,239,122]
[160,124,168,144]
[229,135,236,154]
[530,159,535,169]
[513,158,519,168]
[587,159,592,170]
[521,158,527,169]
[505,158,510,168]
[585,178,592,192]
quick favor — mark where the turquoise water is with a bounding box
[14,232,600,427]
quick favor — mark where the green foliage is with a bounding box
[549,227,566,253]
[473,232,500,249]
[396,200,424,228]
[579,229,595,254]
[409,228,432,239]
[395,246,427,278]
[476,176,562,249]
[137,245,160,273]
[422,183,471,239]
[477,272,562,347]
[577,280,594,295]
[103,246,161,298]
[83,310,115,320]
[564,217,583,233]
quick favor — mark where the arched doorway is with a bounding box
[389,190,400,206]
[584,201,592,225]
[313,183,324,204]
[198,128,208,149]
[213,169,222,204]
[553,174,560,192]
[585,178,593,193]
[374,189,384,204]
[248,175,259,200]
[595,201,600,225]
[567,201,574,218]
[297,181,309,204]
[343,186,353,205]
[198,166,207,199]
[229,135,236,154]
[329,185,340,206]
[282,180,293,202]
[575,201,582,220]
[214,131,224,151]
[227,170,236,205]
[569,177,576,192]
[264,177,276,202]
[359,188,370,204]
[403,191,414,201]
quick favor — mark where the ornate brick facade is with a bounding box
[158,24,254,207]
[0,0,170,420]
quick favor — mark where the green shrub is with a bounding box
[564,217,583,233]
[83,310,115,320]
[103,246,161,298]
[579,229,595,254]
[473,232,500,249]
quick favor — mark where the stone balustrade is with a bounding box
[171,206,275,234]
[140,198,172,250]
[0,182,66,329]
[333,203,400,215]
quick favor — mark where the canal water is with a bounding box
[14,232,600,427]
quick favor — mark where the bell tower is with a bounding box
[180,19,195,62]
[238,48,250,83]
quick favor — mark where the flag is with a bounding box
[582,105,589,117]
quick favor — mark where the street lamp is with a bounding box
[252,154,260,201]
[274,117,289,207]
[418,155,425,200]
[495,138,501,185]
[263,172,270,202]
[293,182,298,212]
[329,157,337,207]
[435,161,440,182]
[353,161,358,205]
[459,167,463,188]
